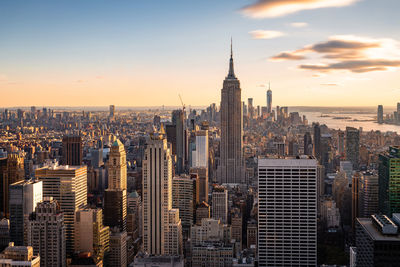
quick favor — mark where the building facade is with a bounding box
[27,197,66,267]
[258,157,317,266]
[9,180,42,246]
[217,43,245,184]
[142,130,183,256]
[35,164,87,255]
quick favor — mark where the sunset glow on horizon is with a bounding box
[1,0,399,107]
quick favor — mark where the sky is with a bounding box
[0,0,399,108]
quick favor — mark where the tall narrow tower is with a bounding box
[217,40,245,184]
[104,138,127,232]
[267,83,272,113]
[142,128,183,256]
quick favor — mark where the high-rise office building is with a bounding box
[75,208,109,262]
[9,180,42,246]
[104,190,127,232]
[62,135,83,166]
[195,202,210,225]
[217,42,245,184]
[1,153,25,218]
[107,139,127,190]
[304,132,313,156]
[172,175,194,231]
[27,197,66,267]
[377,105,384,124]
[127,191,142,239]
[0,219,10,250]
[172,110,186,174]
[352,173,360,231]
[258,157,317,266]
[104,138,127,232]
[313,123,321,162]
[267,86,272,113]
[192,130,208,168]
[189,167,208,204]
[108,229,127,267]
[211,186,228,224]
[248,98,254,119]
[142,129,183,256]
[379,146,400,216]
[338,130,345,156]
[35,164,87,255]
[359,171,379,217]
[231,208,242,246]
[346,127,360,170]
[356,215,400,266]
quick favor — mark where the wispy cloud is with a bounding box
[270,35,400,73]
[242,0,360,18]
[249,30,286,39]
[290,22,308,28]
[271,52,306,61]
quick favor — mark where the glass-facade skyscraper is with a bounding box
[379,146,400,216]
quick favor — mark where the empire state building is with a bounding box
[217,42,245,184]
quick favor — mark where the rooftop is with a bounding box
[357,217,400,242]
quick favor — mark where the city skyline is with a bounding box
[1,0,400,107]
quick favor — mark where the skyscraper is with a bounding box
[27,197,66,267]
[248,98,254,119]
[346,127,360,170]
[1,153,25,218]
[217,41,245,184]
[107,139,127,190]
[377,105,384,124]
[359,171,379,217]
[172,110,186,174]
[62,135,83,166]
[313,123,321,162]
[338,130,345,156]
[9,180,42,246]
[108,229,127,267]
[189,167,208,204]
[172,175,194,232]
[35,164,87,255]
[192,130,208,168]
[379,146,400,216]
[356,215,400,266]
[304,132,313,156]
[267,85,272,113]
[75,208,109,262]
[258,157,317,266]
[142,129,183,256]
[211,186,228,224]
[104,138,127,232]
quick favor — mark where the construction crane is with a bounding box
[178,94,185,113]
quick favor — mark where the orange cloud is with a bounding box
[242,0,360,18]
[270,35,400,73]
[300,59,400,73]
[270,52,306,61]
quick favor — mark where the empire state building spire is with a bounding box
[218,39,245,184]
[227,38,236,79]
